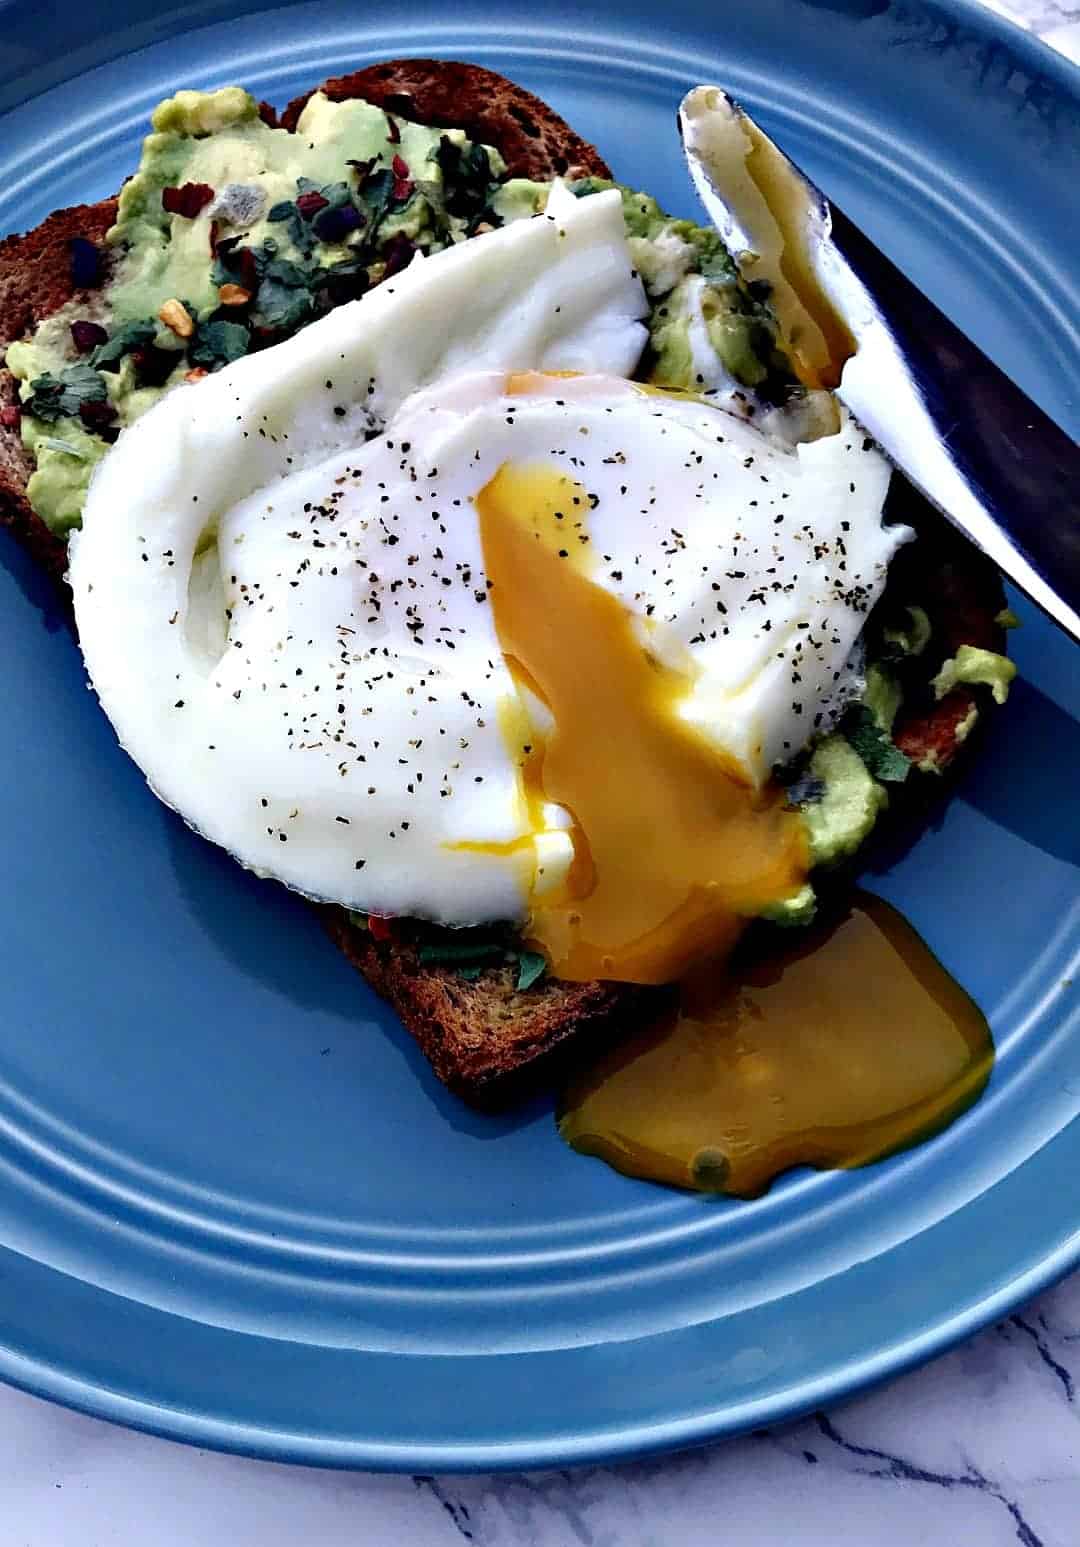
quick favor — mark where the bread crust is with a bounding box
[324,912,667,1106]
[280,59,611,182]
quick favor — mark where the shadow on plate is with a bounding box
[858,678,1079,879]
[0,529,68,634]
[161,802,547,1139]
[958,679,1079,871]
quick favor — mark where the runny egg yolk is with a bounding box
[473,459,808,985]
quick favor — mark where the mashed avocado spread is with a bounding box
[7,87,795,539]
[4,86,1004,951]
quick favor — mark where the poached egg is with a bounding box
[70,184,904,984]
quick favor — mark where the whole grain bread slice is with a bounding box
[0,64,651,1107]
[325,913,666,1105]
[0,63,1005,1108]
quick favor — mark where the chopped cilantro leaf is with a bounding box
[358,167,395,231]
[414,937,547,989]
[188,319,250,369]
[844,705,911,783]
[515,951,547,991]
[266,200,317,257]
[25,363,108,422]
[262,255,314,287]
[255,277,315,331]
[417,941,506,967]
[316,180,354,210]
[89,319,158,372]
[433,136,499,220]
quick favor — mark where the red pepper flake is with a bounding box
[129,346,175,388]
[296,189,329,220]
[385,112,401,144]
[79,399,117,429]
[0,405,20,430]
[162,182,215,218]
[390,154,413,201]
[367,913,395,941]
[236,246,260,294]
[382,233,417,278]
[70,320,108,354]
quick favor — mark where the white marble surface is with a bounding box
[2,1270,1078,1544]
[4,5,1079,1544]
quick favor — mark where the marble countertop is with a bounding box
[4,4,1078,1543]
[4,1269,1079,1544]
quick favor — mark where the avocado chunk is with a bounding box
[761,883,817,928]
[931,645,1017,705]
[802,734,889,866]
[20,416,109,535]
[882,603,932,659]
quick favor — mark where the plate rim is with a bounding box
[0,0,1078,1472]
[0,1229,1076,1471]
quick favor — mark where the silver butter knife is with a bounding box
[679,86,1080,643]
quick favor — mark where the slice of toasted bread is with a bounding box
[0,64,1005,1109]
[0,64,650,1106]
[325,913,667,1106]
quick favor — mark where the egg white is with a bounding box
[70,184,904,928]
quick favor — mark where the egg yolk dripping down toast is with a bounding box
[471,379,991,1197]
[474,455,808,984]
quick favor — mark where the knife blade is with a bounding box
[679,85,1080,643]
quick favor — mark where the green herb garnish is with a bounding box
[417,941,507,967]
[89,319,159,372]
[267,199,318,258]
[844,705,912,783]
[515,950,547,991]
[188,319,250,369]
[25,363,108,421]
[415,936,548,989]
[432,136,499,221]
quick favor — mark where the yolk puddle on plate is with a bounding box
[558,892,994,1197]
[473,459,808,985]
[472,445,993,1197]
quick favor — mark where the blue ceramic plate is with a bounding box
[0,0,1077,1472]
